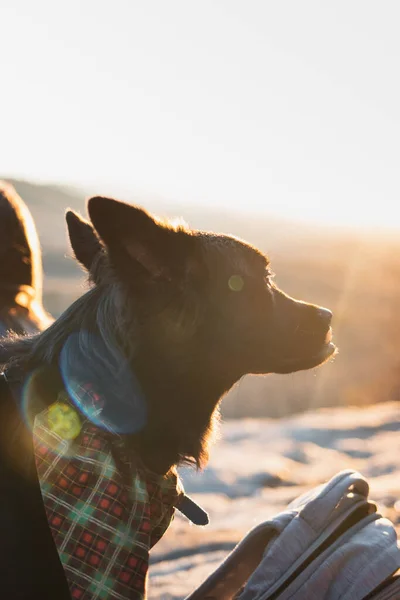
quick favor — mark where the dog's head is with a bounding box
[0,182,52,333]
[0,181,43,299]
[67,196,335,379]
[66,197,335,468]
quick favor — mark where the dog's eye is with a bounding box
[228,274,245,292]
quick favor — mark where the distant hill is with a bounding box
[5,179,85,248]
[2,179,86,286]
[3,176,400,418]
[4,176,372,278]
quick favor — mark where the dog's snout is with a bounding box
[318,307,332,325]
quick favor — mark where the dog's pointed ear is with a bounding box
[66,210,103,271]
[87,196,193,279]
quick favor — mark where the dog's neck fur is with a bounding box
[4,353,226,476]
[131,363,227,473]
[0,286,232,475]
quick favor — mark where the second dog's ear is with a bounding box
[66,210,103,271]
[87,196,194,280]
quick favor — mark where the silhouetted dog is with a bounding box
[0,181,52,338]
[3,196,335,472]
[0,197,336,599]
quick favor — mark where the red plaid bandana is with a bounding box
[33,395,183,600]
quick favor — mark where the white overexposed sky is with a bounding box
[1,1,400,228]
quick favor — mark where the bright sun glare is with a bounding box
[1,1,400,229]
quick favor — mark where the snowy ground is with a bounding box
[148,402,400,599]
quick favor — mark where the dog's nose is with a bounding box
[318,307,332,324]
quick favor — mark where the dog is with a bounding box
[0,196,335,599]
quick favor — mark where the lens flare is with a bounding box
[59,331,147,435]
[47,401,82,440]
[20,368,80,459]
[228,274,245,292]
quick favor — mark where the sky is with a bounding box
[1,1,400,229]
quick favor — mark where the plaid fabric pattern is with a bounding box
[33,402,182,600]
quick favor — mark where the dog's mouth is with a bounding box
[272,326,337,374]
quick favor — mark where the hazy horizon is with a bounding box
[2,1,400,230]
[4,174,400,237]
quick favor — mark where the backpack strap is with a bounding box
[185,522,276,600]
[363,571,400,600]
[184,497,378,599]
